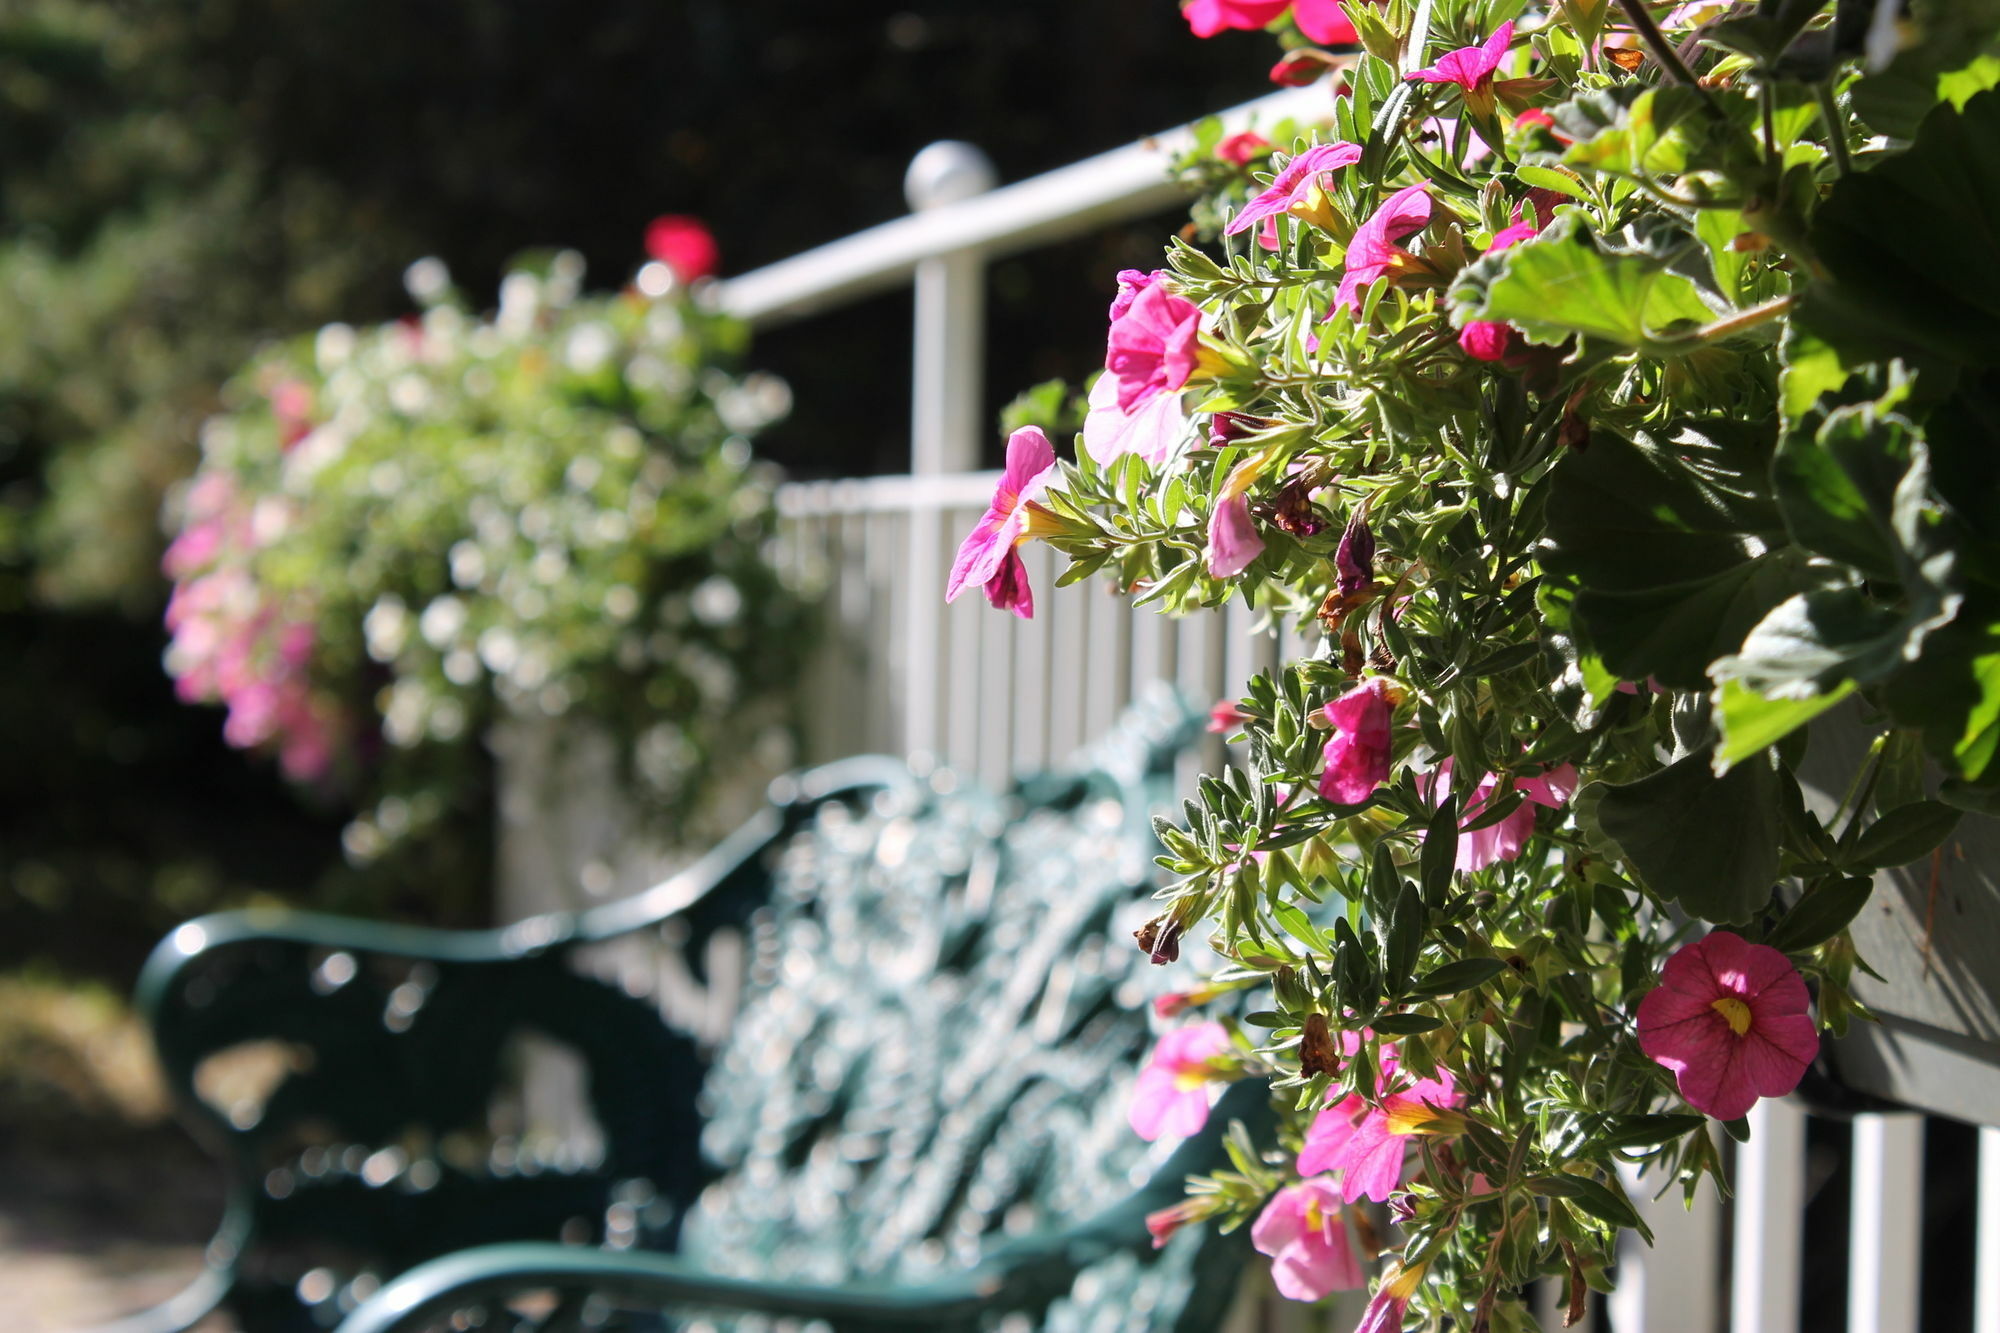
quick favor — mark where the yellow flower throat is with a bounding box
[1711,997,1752,1036]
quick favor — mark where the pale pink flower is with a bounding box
[1206,455,1268,577]
[1333,184,1432,313]
[1082,371,1192,466]
[1298,1056,1462,1204]
[1252,1179,1365,1301]
[945,427,1060,619]
[1426,758,1577,871]
[1637,931,1818,1121]
[1129,1022,1233,1141]
[1318,679,1394,805]
[1225,142,1363,249]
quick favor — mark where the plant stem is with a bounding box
[1613,0,1723,116]
[1816,81,1852,178]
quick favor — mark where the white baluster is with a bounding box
[901,141,996,763]
[1977,1126,2000,1333]
[1848,1113,1923,1333]
[1733,1098,1806,1333]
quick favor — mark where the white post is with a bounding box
[901,141,996,763]
[1848,1113,1923,1333]
[1613,1163,1722,1333]
[1978,1126,2000,1333]
[1733,1097,1807,1333]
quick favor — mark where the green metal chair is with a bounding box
[115,693,1267,1333]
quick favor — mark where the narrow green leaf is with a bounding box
[1764,876,1875,954]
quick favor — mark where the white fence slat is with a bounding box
[1046,569,1089,758]
[1007,542,1054,777]
[1848,1113,1923,1333]
[1977,1125,2000,1333]
[1732,1097,1806,1333]
[1615,1168,1722,1333]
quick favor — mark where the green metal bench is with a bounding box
[116,694,1270,1333]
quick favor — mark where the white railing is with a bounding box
[688,85,1980,1333]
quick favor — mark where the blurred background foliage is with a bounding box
[0,0,1269,982]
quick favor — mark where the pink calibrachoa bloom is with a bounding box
[1299,1054,1462,1203]
[1216,131,1274,166]
[1206,453,1270,577]
[945,427,1060,619]
[1182,0,1289,37]
[1225,141,1363,250]
[1637,931,1819,1121]
[1318,678,1394,805]
[1085,278,1206,465]
[1107,267,1159,323]
[1354,1263,1427,1333]
[1333,183,1433,313]
[1426,758,1578,871]
[1292,0,1362,44]
[1409,21,1515,116]
[1207,698,1253,734]
[644,215,720,283]
[1251,1179,1365,1301]
[1129,1022,1234,1141]
[1145,1198,1212,1249]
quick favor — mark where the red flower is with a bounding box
[643,215,720,283]
[1216,131,1274,166]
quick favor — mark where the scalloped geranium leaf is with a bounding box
[1850,0,2000,139]
[1584,747,1783,924]
[1448,214,1716,350]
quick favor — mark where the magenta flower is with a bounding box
[1637,931,1819,1121]
[1216,131,1274,166]
[1252,1179,1365,1301]
[1333,184,1433,313]
[1146,1199,1208,1249]
[1425,758,1577,871]
[945,427,1060,619]
[644,215,720,283]
[1206,455,1270,577]
[1082,370,1192,466]
[1225,142,1363,249]
[1129,1022,1234,1141]
[1106,283,1204,412]
[1409,21,1515,115]
[1298,1057,1461,1203]
[1318,679,1394,805]
[1107,267,1159,323]
[1293,0,1362,44]
[1183,0,1290,37]
[1207,698,1252,734]
[1355,1284,1413,1333]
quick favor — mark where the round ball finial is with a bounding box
[904,141,998,212]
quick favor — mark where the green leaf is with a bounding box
[1715,677,1857,768]
[1528,1175,1646,1234]
[1594,1114,1707,1151]
[1419,793,1460,907]
[1845,800,1964,871]
[1560,86,1758,182]
[1514,163,1590,201]
[1448,213,1718,351]
[1370,1012,1445,1035]
[1764,876,1875,953]
[1850,0,2000,139]
[1796,91,2000,374]
[1573,550,1819,691]
[1586,747,1783,923]
[1409,956,1507,995]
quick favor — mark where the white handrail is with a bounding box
[713,84,1328,331]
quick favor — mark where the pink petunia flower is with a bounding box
[1146,1198,1209,1248]
[1333,183,1433,313]
[1107,267,1160,323]
[1318,678,1394,805]
[1206,455,1268,577]
[1293,0,1362,44]
[1408,20,1515,116]
[1106,283,1204,412]
[1425,758,1577,871]
[1129,1022,1234,1141]
[1252,1179,1365,1301]
[1637,931,1819,1121]
[945,427,1060,619]
[1216,131,1275,166]
[1183,0,1291,37]
[1207,698,1253,734]
[1298,1055,1462,1203]
[644,215,720,283]
[1082,371,1193,466]
[1225,142,1363,250]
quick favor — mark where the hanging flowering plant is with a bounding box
[163,229,811,867]
[970,0,2000,1326]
